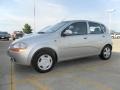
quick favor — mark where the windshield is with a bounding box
[0,32,8,34]
[38,21,68,34]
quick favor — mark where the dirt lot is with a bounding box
[112,39,120,52]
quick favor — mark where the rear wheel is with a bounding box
[99,45,112,60]
[32,50,57,73]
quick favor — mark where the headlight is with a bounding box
[10,42,27,52]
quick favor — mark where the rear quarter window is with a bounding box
[100,24,107,33]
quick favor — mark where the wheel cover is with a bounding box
[37,54,53,70]
[103,47,111,58]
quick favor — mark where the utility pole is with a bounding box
[34,0,36,32]
[107,9,116,33]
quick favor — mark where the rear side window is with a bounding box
[88,22,104,34]
[101,24,106,33]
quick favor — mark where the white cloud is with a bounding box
[0,0,68,33]
[35,1,68,30]
[0,0,120,32]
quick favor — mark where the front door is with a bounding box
[59,22,90,60]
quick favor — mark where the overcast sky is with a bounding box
[0,0,120,33]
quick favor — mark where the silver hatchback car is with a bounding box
[8,20,112,73]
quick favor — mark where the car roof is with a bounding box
[63,20,104,25]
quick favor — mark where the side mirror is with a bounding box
[63,30,72,36]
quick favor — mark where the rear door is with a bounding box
[87,22,106,55]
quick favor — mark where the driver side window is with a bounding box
[62,22,87,36]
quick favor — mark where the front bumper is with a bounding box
[7,49,30,65]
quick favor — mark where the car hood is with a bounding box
[11,33,54,45]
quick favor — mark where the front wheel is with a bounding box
[32,50,57,73]
[99,45,112,60]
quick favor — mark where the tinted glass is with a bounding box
[38,21,68,33]
[0,32,8,34]
[64,22,87,35]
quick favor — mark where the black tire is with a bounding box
[31,49,57,73]
[99,45,112,60]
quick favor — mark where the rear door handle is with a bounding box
[102,35,105,38]
[84,37,87,39]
